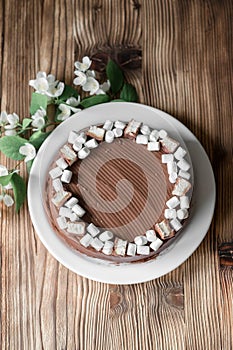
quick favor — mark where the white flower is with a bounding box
[73,71,87,86]
[57,103,81,121]
[0,165,13,190]
[3,194,14,207]
[32,107,46,119]
[82,77,100,95]
[29,72,64,97]
[66,96,80,107]
[5,129,17,136]
[86,70,96,78]
[96,80,111,95]
[31,107,46,130]
[74,56,92,72]
[19,143,36,162]
[4,113,19,130]
[0,111,8,126]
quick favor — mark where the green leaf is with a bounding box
[111,99,126,102]
[26,159,34,174]
[30,93,48,115]
[80,94,110,108]
[0,136,27,160]
[59,84,79,101]
[106,59,124,94]
[10,173,26,212]
[120,83,138,102]
[22,118,32,129]
[0,173,13,186]
[29,130,51,150]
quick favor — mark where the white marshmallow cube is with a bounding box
[174,146,187,160]
[170,218,182,232]
[161,154,174,163]
[149,129,159,142]
[60,145,77,165]
[65,197,78,208]
[67,222,85,235]
[134,235,148,246]
[75,132,87,144]
[80,234,93,248]
[166,196,180,209]
[72,204,86,217]
[127,243,137,256]
[147,141,160,151]
[90,238,104,251]
[49,167,63,179]
[169,172,178,184]
[113,128,123,138]
[105,130,115,143]
[99,230,114,242]
[52,178,63,192]
[78,147,90,159]
[164,208,177,219]
[84,138,98,149]
[172,178,191,196]
[115,239,127,256]
[56,157,69,170]
[146,229,157,242]
[136,134,149,145]
[114,120,126,129]
[177,209,189,220]
[178,170,191,180]
[61,169,72,183]
[73,140,82,152]
[103,120,113,131]
[56,216,67,230]
[87,223,100,237]
[59,207,78,221]
[159,129,168,139]
[140,125,151,135]
[180,196,190,209]
[167,161,177,175]
[161,136,179,153]
[68,131,78,144]
[177,159,190,172]
[52,191,71,208]
[102,240,114,255]
[137,245,150,255]
[150,238,163,252]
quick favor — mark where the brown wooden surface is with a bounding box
[0,1,232,349]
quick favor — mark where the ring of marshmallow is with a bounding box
[48,119,192,258]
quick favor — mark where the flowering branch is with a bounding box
[0,56,138,212]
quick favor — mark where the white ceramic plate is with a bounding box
[28,102,215,284]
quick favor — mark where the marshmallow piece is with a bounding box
[146,229,157,242]
[167,161,177,175]
[155,219,174,239]
[164,208,177,219]
[177,159,190,172]
[169,172,178,184]
[172,178,192,196]
[52,191,71,208]
[170,218,182,232]
[75,132,87,144]
[140,125,151,135]
[59,207,78,221]
[150,238,163,252]
[56,216,67,230]
[99,230,114,242]
[124,119,141,139]
[72,204,86,217]
[78,147,90,159]
[61,169,72,183]
[177,209,189,220]
[149,129,159,142]
[113,128,123,138]
[174,146,187,160]
[87,223,100,237]
[60,145,77,165]
[52,178,63,192]
[90,237,104,251]
[114,238,127,256]
[127,243,137,256]
[178,170,191,180]
[80,234,93,248]
[161,136,179,153]
[137,245,150,255]
[49,167,63,179]
[134,236,148,246]
[161,154,174,163]
[103,120,113,131]
[114,120,126,129]
[180,196,190,209]
[166,196,180,209]
[56,157,69,170]
[105,130,115,143]
[68,131,78,144]
[147,141,160,151]
[72,140,82,152]
[67,222,86,235]
[136,134,149,145]
[159,129,168,139]
[102,241,114,255]
[65,197,78,208]
[87,126,105,141]
[84,138,98,149]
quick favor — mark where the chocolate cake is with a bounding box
[45,119,192,264]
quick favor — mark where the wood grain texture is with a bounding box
[0,1,232,349]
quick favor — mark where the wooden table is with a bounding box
[1,1,232,349]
